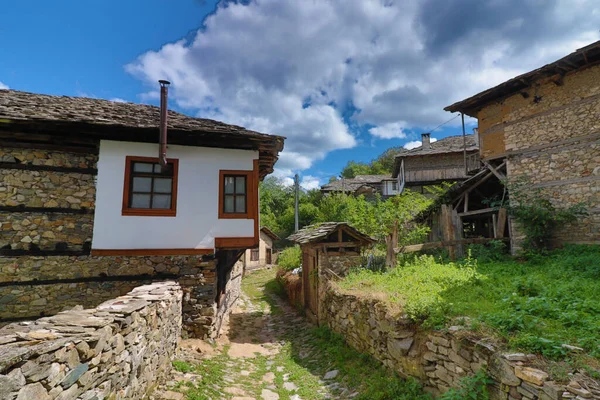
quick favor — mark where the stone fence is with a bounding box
[0,281,182,400]
[321,284,600,399]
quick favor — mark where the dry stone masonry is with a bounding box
[321,286,600,399]
[0,281,182,400]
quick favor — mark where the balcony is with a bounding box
[466,153,482,175]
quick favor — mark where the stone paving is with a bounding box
[151,270,360,400]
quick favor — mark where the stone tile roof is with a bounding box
[397,134,479,158]
[0,89,283,141]
[287,222,375,245]
[321,174,391,192]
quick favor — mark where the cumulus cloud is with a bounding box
[403,137,438,150]
[300,176,321,191]
[369,122,407,140]
[126,0,600,178]
[110,97,127,103]
[0,82,9,90]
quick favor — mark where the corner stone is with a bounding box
[387,337,414,360]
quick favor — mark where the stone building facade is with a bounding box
[0,89,284,338]
[445,41,600,246]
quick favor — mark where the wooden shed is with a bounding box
[288,222,374,322]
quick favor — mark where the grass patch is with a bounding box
[340,244,600,363]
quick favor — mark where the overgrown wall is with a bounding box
[321,284,599,399]
[0,281,181,400]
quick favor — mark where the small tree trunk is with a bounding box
[385,222,398,268]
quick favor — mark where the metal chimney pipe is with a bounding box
[158,80,171,168]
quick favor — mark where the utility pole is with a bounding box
[294,174,299,232]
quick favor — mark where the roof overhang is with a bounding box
[444,40,600,117]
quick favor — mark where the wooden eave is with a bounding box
[444,40,600,117]
[0,119,284,179]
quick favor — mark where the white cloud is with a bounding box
[110,97,127,103]
[301,176,321,191]
[403,137,438,150]
[0,82,9,90]
[369,122,407,140]
[125,0,600,179]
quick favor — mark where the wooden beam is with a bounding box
[496,208,508,238]
[458,207,496,218]
[395,237,510,254]
[484,161,506,181]
[464,192,469,213]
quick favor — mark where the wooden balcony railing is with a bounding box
[466,153,482,174]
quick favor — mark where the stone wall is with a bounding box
[0,254,219,338]
[0,281,181,400]
[321,285,600,399]
[214,259,244,336]
[0,148,98,169]
[0,212,93,251]
[477,64,600,246]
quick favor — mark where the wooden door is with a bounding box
[266,248,272,264]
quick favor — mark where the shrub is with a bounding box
[278,245,302,271]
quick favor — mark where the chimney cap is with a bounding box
[158,80,171,86]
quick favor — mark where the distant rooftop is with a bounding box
[397,134,478,158]
[320,174,391,192]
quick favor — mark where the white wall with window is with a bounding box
[92,140,258,250]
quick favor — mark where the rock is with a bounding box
[503,353,528,361]
[0,374,21,399]
[60,363,89,388]
[561,344,584,353]
[324,370,339,380]
[262,372,275,383]
[387,337,414,359]
[542,381,564,400]
[515,366,549,386]
[261,388,279,400]
[283,382,298,391]
[488,356,521,386]
[16,383,51,400]
[567,382,593,398]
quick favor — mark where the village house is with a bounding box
[0,85,284,338]
[443,40,600,248]
[320,174,402,198]
[241,226,279,273]
[392,132,479,195]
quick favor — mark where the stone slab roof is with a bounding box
[0,89,285,177]
[287,222,375,245]
[397,134,478,158]
[321,174,391,192]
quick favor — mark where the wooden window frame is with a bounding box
[122,156,179,217]
[219,169,255,219]
[250,248,259,261]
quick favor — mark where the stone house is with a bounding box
[445,40,600,247]
[242,226,279,272]
[392,132,479,196]
[320,174,402,198]
[0,87,284,338]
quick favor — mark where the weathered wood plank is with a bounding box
[395,237,510,254]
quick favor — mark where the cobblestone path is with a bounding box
[151,269,364,400]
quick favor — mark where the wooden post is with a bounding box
[441,205,456,260]
[496,208,508,238]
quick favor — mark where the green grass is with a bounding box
[340,244,600,362]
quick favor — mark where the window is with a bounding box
[250,248,259,261]
[219,169,255,219]
[122,156,178,217]
[223,175,247,214]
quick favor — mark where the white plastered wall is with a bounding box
[92,140,257,250]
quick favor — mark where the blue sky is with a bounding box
[2,0,598,189]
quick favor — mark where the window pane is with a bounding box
[152,194,171,209]
[235,195,246,213]
[131,194,151,208]
[133,163,153,173]
[153,164,162,173]
[154,178,172,193]
[235,176,246,194]
[224,195,235,213]
[224,177,235,194]
[132,177,152,192]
